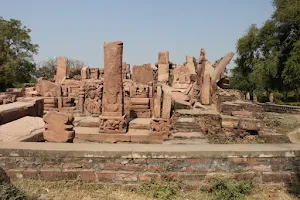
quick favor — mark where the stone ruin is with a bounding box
[0,40,294,144]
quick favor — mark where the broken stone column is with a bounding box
[43,111,75,142]
[99,41,126,133]
[55,57,68,84]
[269,93,274,103]
[153,85,162,118]
[81,66,90,80]
[126,64,131,79]
[162,85,172,119]
[246,92,251,101]
[211,52,235,83]
[90,68,99,79]
[185,56,196,75]
[157,52,170,84]
[78,86,85,112]
[253,94,258,103]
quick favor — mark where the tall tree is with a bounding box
[0,17,39,91]
[230,0,300,97]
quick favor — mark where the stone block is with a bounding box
[132,64,154,85]
[43,111,75,143]
[221,116,239,128]
[157,64,169,83]
[239,118,260,131]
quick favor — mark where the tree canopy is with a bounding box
[230,0,300,96]
[35,57,86,80]
[0,17,39,91]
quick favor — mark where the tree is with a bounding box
[35,57,86,80]
[0,17,39,91]
[230,0,300,100]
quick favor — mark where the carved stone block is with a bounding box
[99,115,126,133]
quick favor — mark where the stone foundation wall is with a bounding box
[0,143,299,185]
[259,103,300,114]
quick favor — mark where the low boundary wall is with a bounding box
[259,103,300,114]
[0,143,299,186]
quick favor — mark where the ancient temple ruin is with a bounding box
[0,40,297,144]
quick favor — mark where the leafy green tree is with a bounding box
[230,0,300,101]
[0,17,38,91]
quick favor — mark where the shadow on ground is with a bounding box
[0,167,33,200]
[287,158,300,198]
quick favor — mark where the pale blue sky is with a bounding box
[0,0,274,68]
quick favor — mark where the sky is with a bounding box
[0,0,274,69]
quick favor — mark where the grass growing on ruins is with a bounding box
[0,179,296,200]
[210,179,253,200]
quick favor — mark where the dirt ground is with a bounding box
[262,112,300,143]
[8,179,299,200]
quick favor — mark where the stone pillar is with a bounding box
[269,93,274,104]
[246,92,251,101]
[185,56,196,75]
[157,51,170,84]
[81,66,90,80]
[201,73,211,105]
[126,64,131,79]
[162,85,172,119]
[153,85,162,118]
[56,57,68,84]
[99,41,126,133]
[78,86,85,113]
[253,94,258,103]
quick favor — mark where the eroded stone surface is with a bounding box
[0,116,44,142]
[43,111,75,143]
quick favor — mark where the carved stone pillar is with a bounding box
[78,86,85,113]
[99,41,126,133]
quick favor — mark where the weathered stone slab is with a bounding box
[128,118,151,130]
[0,116,45,142]
[221,116,239,128]
[132,64,154,85]
[172,66,190,89]
[36,79,61,97]
[0,98,44,125]
[239,118,260,131]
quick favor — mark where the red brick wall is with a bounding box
[0,144,299,185]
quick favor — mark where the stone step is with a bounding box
[128,118,151,130]
[173,127,201,132]
[74,127,164,143]
[163,138,209,145]
[0,116,45,142]
[76,116,99,127]
[173,132,205,139]
[173,123,200,128]
[175,118,196,123]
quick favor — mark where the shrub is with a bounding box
[0,183,32,200]
[210,179,253,200]
[139,179,182,200]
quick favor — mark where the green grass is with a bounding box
[1,178,297,200]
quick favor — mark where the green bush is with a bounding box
[139,179,182,200]
[210,179,253,200]
[0,183,32,200]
